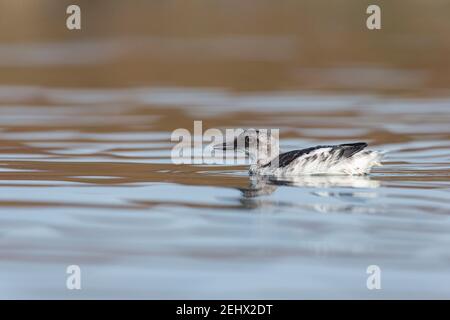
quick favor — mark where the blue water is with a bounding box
[0,86,449,299]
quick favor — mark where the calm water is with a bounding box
[0,86,449,299]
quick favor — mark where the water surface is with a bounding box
[0,86,449,298]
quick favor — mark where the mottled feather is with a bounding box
[263,142,368,168]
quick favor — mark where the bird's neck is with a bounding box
[248,148,279,168]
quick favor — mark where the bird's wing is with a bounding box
[333,142,368,158]
[264,142,368,168]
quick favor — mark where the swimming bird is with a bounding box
[215,129,383,176]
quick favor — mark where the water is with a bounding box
[0,86,449,299]
[0,0,449,301]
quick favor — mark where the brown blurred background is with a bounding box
[0,0,449,92]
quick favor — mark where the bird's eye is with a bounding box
[244,136,250,148]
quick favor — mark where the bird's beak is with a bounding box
[214,141,235,151]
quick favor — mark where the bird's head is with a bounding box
[214,129,279,165]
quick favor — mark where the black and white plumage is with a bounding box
[216,130,383,176]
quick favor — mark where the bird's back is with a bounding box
[257,142,381,175]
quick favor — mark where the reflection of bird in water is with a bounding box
[239,176,278,198]
[271,174,381,189]
[216,129,383,176]
[238,174,380,210]
[240,174,380,197]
